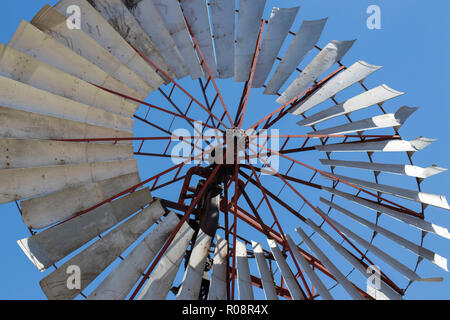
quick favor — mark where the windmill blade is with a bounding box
[251,6,299,88]
[322,211,431,282]
[267,239,305,300]
[0,139,133,170]
[0,105,133,144]
[321,186,450,239]
[124,0,189,79]
[235,0,267,82]
[152,0,203,79]
[0,76,134,132]
[138,221,195,300]
[295,226,365,300]
[291,60,382,115]
[210,0,236,79]
[31,5,153,98]
[9,20,144,103]
[39,199,166,300]
[88,211,180,300]
[277,40,356,105]
[21,172,141,230]
[181,0,219,78]
[251,241,278,300]
[320,198,448,271]
[315,137,434,153]
[0,159,137,205]
[309,106,417,136]
[236,240,254,300]
[297,84,405,127]
[319,159,447,179]
[0,44,136,118]
[18,188,151,271]
[54,0,167,86]
[208,235,228,300]
[324,173,450,210]
[285,234,333,300]
[304,219,403,300]
[264,18,327,95]
[177,229,213,300]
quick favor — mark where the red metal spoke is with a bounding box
[91,83,222,133]
[236,20,266,129]
[129,164,223,300]
[48,140,223,231]
[252,141,423,218]
[244,156,312,299]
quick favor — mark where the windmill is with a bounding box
[0,0,448,300]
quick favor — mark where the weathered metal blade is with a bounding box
[210,0,236,79]
[267,239,305,300]
[235,0,266,82]
[320,198,448,271]
[323,211,427,282]
[181,0,218,78]
[295,226,365,300]
[321,186,450,239]
[208,235,228,300]
[152,0,204,79]
[18,188,151,271]
[32,5,153,98]
[0,139,133,170]
[88,211,179,299]
[138,220,195,300]
[125,0,189,79]
[277,40,355,105]
[9,20,143,103]
[0,76,133,132]
[319,159,447,179]
[177,229,213,300]
[323,173,450,210]
[0,159,138,205]
[0,106,132,144]
[236,240,254,300]
[21,172,141,230]
[292,60,382,115]
[251,241,278,300]
[305,219,403,300]
[0,44,136,117]
[54,0,166,87]
[315,137,434,153]
[297,84,404,127]
[309,106,417,135]
[40,199,165,300]
[264,18,327,95]
[285,234,333,300]
[252,6,299,88]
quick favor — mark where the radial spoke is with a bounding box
[251,141,423,218]
[128,43,229,129]
[246,66,346,132]
[182,13,234,128]
[251,148,403,295]
[237,20,266,128]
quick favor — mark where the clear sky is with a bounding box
[0,0,449,300]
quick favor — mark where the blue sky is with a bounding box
[0,0,449,300]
